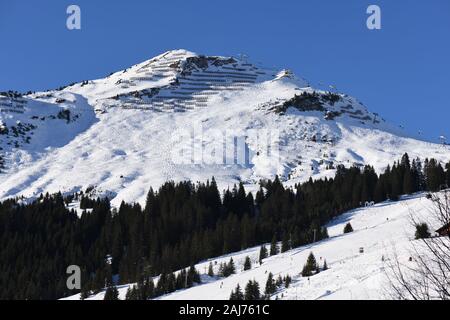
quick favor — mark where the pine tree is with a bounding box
[424,158,445,191]
[234,283,244,300]
[79,278,91,300]
[255,187,265,209]
[208,262,214,277]
[145,278,155,299]
[403,166,414,195]
[167,272,176,293]
[291,226,300,248]
[302,252,318,277]
[264,272,277,296]
[446,162,450,187]
[284,275,292,288]
[244,280,260,300]
[230,283,244,300]
[220,258,236,277]
[281,232,290,253]
[270,235,279,256]
[259,245,268,264]
[275,275,283,287]
[187,265,201,287]
[218,262,226,277]
[243,256,252,271]
[124,277,155,300]
[374,178,386,203]
[390,166,401,201]
[176,269,187,290]
[80,288,91,300]
[125,286,138,300]
[104,285,119,300]
[343,222,353,234]
[156,272,167,295]
[413,158,425,191]
[320,227,329,240]
[228,258,236,275]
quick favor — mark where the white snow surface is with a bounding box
[1,49,449,206]
[62,192,443,300]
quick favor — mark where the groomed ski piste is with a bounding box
[63,191,442,300]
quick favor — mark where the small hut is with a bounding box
[436,223,450,237]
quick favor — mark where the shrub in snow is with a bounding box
[414,222,431,239]
[344,222,354,234]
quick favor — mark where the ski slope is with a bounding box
[62,192,442,300]
[1,49,449,207]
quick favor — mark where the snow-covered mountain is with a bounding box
[1,49,449,206]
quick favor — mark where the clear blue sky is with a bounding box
[1,0,449,142]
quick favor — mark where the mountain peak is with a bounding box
[66,49,298,110]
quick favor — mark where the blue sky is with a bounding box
[0,0,449,142]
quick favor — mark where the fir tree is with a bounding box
[218,262,226,277]
[176,269,187,290]
[208,262,214,277]
[386,165,400,201]
[374,178,386,203]
[264,272,277,296]
[284,275,292,288]
[276,275,283,287]
[243,256,252,271]
[230,283,244,300]
[281,232,291,253]
[125,286,138,300]
[144,278,155,299]
[228,258,236,275]
[445,162,450,187]
[80,289,90,300]
[259,245,268,264]
[219,258,236,277]
[234,283,244,300]
[302,252,318,277]
[156,272,167,295]
[320,227,329,239]
[79,277,91,300]
[343,222,353,234]
[424,158,445,191]
[104,285,119,300]
[403,166,414,195]
[244,280,260,300]
[167,272,176,293]
[270,235,279,256]
[187,265,201,287]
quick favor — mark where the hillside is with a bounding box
[62,192,438,300]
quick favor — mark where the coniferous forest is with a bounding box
[0,154,449,300]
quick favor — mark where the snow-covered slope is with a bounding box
[62,192,441,300]
[1,49,449,206]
